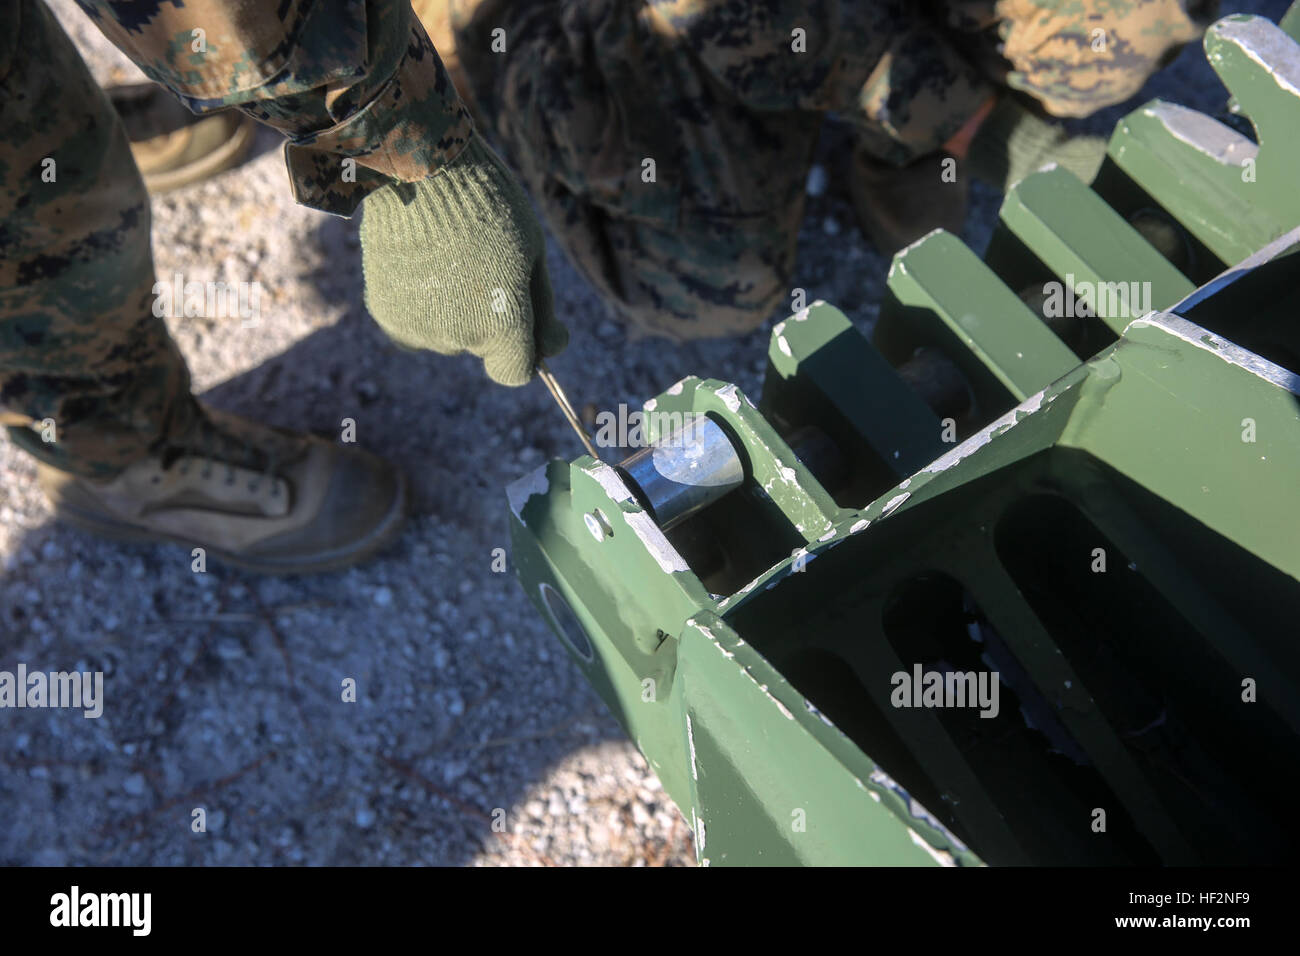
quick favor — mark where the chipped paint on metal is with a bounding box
[506,464,550,522]
[908,828,958,867]
[584,461,635,503]
[686,713,699,781]
[622,510,690,573]
[920,385,1051,477]
[805,698,836,729]
[667,379,686,396]
[714,383,742,412]
[1213,16,1300,97]
[1130,312,1300,395]
[644,397,658,412]
[817,528,836,542]
[692,618,737,661]
[850,518,871,534]
[728,655,797,721]
[763,686,795,720]
[895,228,945,269]
[869,767,969,853]
[881,492,911,517]
[1142,102,1258,165]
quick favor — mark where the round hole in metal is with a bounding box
[539,582,594,663]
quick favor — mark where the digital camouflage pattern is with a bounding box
[424,0,1216,339]
[73,0,474,215]
[972,0,1217,118]
[1,0,474,477]
[0,0,199,478]
[1,0,1214,476]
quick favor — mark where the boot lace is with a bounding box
[159,415,285,500]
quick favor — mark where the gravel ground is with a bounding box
[2,0,1286,866]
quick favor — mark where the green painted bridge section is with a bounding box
[507,7,1300,866]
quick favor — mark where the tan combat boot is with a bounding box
[849,145,970,256]
[108,82,255,195]
[38,407,407,575]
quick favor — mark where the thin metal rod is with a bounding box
[537,361,600,460]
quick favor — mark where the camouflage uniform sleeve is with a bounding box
[73,0,475,215]
[648,0,995,164]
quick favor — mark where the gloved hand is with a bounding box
[360,136,568,386]
[967,95,1108,192]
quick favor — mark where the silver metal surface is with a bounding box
[616,416,744,530]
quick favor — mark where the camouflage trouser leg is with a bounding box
[0,0,196,480]
[944,0,1221,118]
[425,0,819,341]
[419,0,1217,339]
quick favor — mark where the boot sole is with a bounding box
[50,470,409,576]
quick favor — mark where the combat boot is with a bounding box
[849,145,969,256]
[38,406,407,575]
[108,82,255,195]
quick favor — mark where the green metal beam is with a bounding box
[997,166,1195,335]
[508,5,1300,866]
[878,229,1080,405]
[1107,15,1300,265]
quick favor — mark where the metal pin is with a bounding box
[537,361,600,460]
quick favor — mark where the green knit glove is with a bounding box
[360,137,568,386]
[968,96,1108,192]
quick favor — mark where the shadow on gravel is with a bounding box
[0,357,644,867]
[0,281,682,866]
